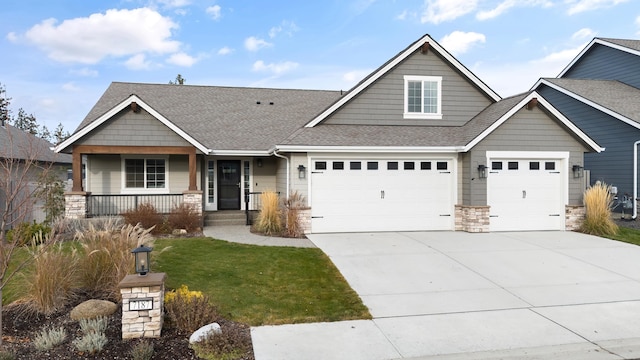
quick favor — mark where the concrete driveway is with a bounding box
[251,231,640,359]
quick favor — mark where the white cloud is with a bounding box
[252,60,299,75]
[421,0,478,24]
[206,5,221,20]
[269,21,299,39]
[572,28,596,40]
[167,52,198,66]
[125,54,153,70]
[62,82,81,92]
[565,0,629,15]
[440,31,486,55]
[477,0,552,20]
[24,8,181,64]
[217,46,234,55]
[6,32,18,42]
[636,15,640,34]
[244,36,273,52]
[154,0,191,8]
[70,67,99,77]
[343,69,372,84]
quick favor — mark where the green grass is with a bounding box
[154,237,371,326]
[604,226,640,246]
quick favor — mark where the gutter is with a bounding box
[634,140,640,219]
[273,149,290,197]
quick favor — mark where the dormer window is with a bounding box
[404,75,442,119]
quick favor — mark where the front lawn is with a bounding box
[154,237,371,326]
[604,225,640,246]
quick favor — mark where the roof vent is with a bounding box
[269,102,274,105]
[256,101,261,105]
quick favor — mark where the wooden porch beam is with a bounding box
[74,145,196,155]
[72,147,83,192]
[188,147,197,191]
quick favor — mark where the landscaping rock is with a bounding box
[70,299,118,320]
[189,323,222,344]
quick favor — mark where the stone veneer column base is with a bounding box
[64,191,89,219]
[182,190,203,215]
[119,273,166,339]
[565,205,585,231]
[455,205,490,233]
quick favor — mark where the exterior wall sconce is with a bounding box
[257,158,263,167]
[132,244,153,276]
[572,165,584,178]
[298,165,306,179]
[477,164,487,179]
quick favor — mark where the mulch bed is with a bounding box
[0,294,254,359]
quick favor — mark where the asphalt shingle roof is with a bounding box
[599,38,640,52]
[0,123,71,163]
[542,78,640,124]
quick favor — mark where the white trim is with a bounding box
[463,91,604,153]
[210,150,271,156]
[120,155,170,194]
[304,34,501,128]
[557,38,640,78]
[534,78,640,133]
[54,94,210,154]
[403,75,443,119]
[274,145,464,153]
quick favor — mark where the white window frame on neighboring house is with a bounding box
[121,156,169,194]
[403,75,442,120]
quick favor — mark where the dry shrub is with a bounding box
[76,223,154,301]
[122,203,164,234]
[581,181,619,236]
[282,191,307,238]
[168,203,202,233]
[164,285,219,333]
[21,242,78,315]
[255,191,282,235]
[191,324,252,360]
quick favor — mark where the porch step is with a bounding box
[204,210,247,226]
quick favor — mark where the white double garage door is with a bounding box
[309,153,567,233]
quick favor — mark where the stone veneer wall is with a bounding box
[297,208,311,234]
[182,190,203,215]
[64,192,89,219]
[565,205,585,231]
[119,273,166,339]
[455,205,490,233]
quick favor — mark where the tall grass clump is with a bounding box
[255,191,282,235]
[581,181,619,236]
[21,241,78,315]
[282,191,307,238]
[76,223,154,300]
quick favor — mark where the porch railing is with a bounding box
[87,194,184,217]
[244,191,279,225]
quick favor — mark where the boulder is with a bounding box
[70,299,118,320]
[189,323,222,344]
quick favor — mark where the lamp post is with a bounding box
[132,244,153,276]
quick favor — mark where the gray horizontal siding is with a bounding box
[324,49,493,126]
[539,85,640,202]
[565,44,640,89]
[77,108,192,147]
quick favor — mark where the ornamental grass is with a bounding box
[255,191,282,235]
[581,181,618,236]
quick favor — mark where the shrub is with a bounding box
[165,285,219,333]
[0,351,15,360]
[78,316,109,334]
[33,326,67,351]
[168,203,202,233]
[255,191,282,235]
[281,191,307,238]
[72,332,108,355]
[581,181,619,236]
[6,221,51,246]
[191,324,252,360]
[130,340,154,360]
[122,203,164,234]
[21,243,78,315]
[76,224,154,300]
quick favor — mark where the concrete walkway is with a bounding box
[202,225,316,248]
[249,231,640,360]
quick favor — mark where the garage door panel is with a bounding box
[311,159,454,233]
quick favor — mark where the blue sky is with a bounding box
[1,0,639,136]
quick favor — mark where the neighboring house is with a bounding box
[55,34,602,233]
[533,37,640,218]
[0,121,72,228]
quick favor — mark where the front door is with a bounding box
[218,160,241,210]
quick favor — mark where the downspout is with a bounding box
[634,140,640,219]
[273,149,290,197]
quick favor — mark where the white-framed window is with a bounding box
[122,157,168,193]
[403,75,442,119]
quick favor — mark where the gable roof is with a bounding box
[1,123,71,163]
[56,82,342,154]
[303,34,502,128]
[277,91,603,153]
[558,37,640,78]
[534,78,640,130]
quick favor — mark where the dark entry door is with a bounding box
[218,160,241,210]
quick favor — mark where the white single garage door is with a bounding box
[310,158,455,233]
[488,157,565,231]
